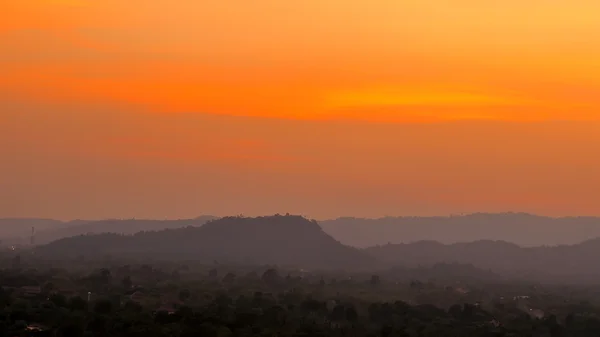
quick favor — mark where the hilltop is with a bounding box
[31,214,600,283]
[6,213,600,247]
[37,215,374,270]
[320,213,600,247]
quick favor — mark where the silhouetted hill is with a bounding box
[37,215,374,269]
[0,218,67,238]
[1,216,217,245]
[365,238,600,284]
[8,212,600,247]
[321,213,600,247]
[34,216,217,244]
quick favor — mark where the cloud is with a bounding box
[2,1,600,123]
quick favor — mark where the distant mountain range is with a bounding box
[36,215,373,270]
[10,214,600,283]
[0,218,68,238]
[5,213,600,247]
[320,213,600,247]
[0,216,217,245]
[7,213,600,283]
[365,239,600,284]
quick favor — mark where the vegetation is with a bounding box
[1,216,217,246]
[365,238,600,284]
[2,214,600,335]
[36,216,373,270]
[29,215,600,284]
[2,257,600,337]
[321,213,600,247]
[7,212,600,249]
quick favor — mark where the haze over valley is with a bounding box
[4,212,600,247]
[3,213,600,285]
[4,0,600,335]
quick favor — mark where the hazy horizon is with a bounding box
[3,210,600,223]
[4,3,600,336]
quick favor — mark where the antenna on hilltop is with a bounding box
[30,227,36,245]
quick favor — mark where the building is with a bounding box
[20,286,42,297]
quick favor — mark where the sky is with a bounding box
[2,0,600,220]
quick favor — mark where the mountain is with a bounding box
[37,215,374,269]
[320,213,600,248]
[1,216,217,245]
[8,212,600,247]
[32,214,600,283]
[365,239,600,284]
[33,216,217,244]
[0,218,67,239]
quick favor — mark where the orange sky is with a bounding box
[2,0,600,219]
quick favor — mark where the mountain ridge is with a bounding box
[5,212,600,247]
[36,215,374,270]
[320,213,600,247]
[364,237,600,283]
[0,216,217,245]
[23,214,600,283]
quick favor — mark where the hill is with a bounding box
[8,212,600,248]
[0,218,67,239]
[1,216,217,245]
[365,238,600,284]
[321,213,600,247]
[37,215,374,269]
[32,215,217,244]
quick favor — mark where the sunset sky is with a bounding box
[2,0,600,220]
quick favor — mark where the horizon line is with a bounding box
[4,211,600,223]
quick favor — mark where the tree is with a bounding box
[50,293,68,308]
[154,311,176,325]
[93,299,113,315]
[301,298,323,315]
[381,325,393,337]
[544,315,563,337]
[68,296,88,312]
[410,280,424,290]
[122,275,132,289]
[87,316,107,335]
[0,287,10,308]
[331,304,346,322]
[262,268,281,286]
[123,300,143,313]
[345,306,358,324]
[264,305,287,327]
[59,321,85,337]
[179,289,191,302]
[215,293,233,308]
[448,304,462,319]
[12,255,21,269]
[222,273,236,283]
[99,268,111,284]
[176,305,194,319]
[42,282,55,295]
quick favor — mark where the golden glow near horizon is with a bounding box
[2,0,600,219]
[2,0,600,122]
